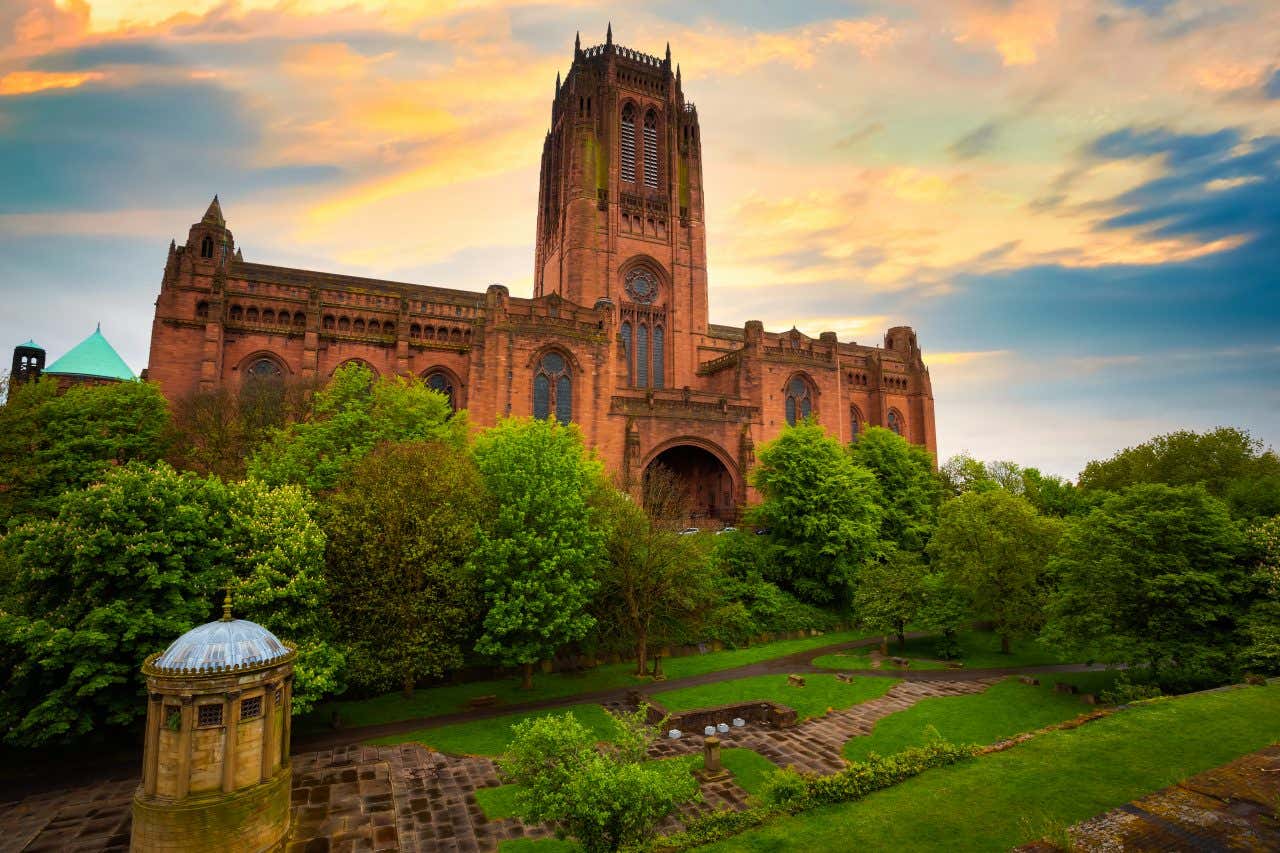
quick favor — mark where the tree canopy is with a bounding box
[248,363,464,493]
[750,421,882,606]
[470,418,604,688]
[1044,484,1249,676]
[325,441,487,697]
[848,426,941,552]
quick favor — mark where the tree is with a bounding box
[470,418,603,689]
[1019,467,1084,517]
[167,379,314,479]
[0,377,170,522]
[848,426,941,552]
[500,708,700,853]
[937,452,995,498]
[1043,484,1249,677]
[750,421,882,606]
[248,363,465,493]
[594,481,717,675]
[1077,427,1280,502]
[928,490,1062,654]
[917,572,969,660]
[1239,515,1278,675]
[852,548,927,652]
[325,441,487,697]
[0,463,338,747]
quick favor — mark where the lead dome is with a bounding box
[153,617,288,672]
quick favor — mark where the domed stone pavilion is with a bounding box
[132,592,296,852]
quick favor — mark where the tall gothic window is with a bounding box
[784,376,813,426]
[636,324,649,387]
[888,409,904,435]
[533,352,572,425]
[621,103,637,184]
[851,406,863,441]
[424,371,456,410]
[621,321,633,385]
[652,325,664,388]
[643,109,659,190]
[200,235,213,258]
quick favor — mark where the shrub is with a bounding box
[1099,676,1162,705]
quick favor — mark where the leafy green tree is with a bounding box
[325,441,487,697]
[937,452,996,498]
[852,548,927,651]
[0,377,170,522]
[1078,427,1280,501]
[1043,484,1249,677]
[167,380,314,479]
[848,426,941,552]
[470,418,603,689]
[0,463,338,747]
[1240,515,1279,674]
[248,363,464,493]
[750,421,882,606]
[1019,467,1084,517]
[928,490,1062,654]
[593,481,718,675]
[500,708,700,853]
[917,572,969,659]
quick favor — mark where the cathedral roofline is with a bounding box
[232,260,487,307]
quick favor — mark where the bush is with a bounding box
[1099,676,1162,705]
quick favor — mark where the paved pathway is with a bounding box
[1019,744,1280,851]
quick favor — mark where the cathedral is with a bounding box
[143,29,936,520]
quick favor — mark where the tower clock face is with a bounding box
[625,269,658,304]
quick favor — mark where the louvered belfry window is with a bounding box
[621,104,637,183]
[643,109,658,190]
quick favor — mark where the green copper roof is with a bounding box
[19,339,41,349]
[45,325,136,381]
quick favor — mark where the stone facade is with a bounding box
[143,31,936,516]
[132,646,295,852]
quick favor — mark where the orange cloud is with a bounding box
[953,0,1059,66]
[0,70,103,95]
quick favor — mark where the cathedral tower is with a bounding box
[534,27,708,388]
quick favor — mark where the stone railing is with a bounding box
[697,349,741,376]
[610,392,756,423]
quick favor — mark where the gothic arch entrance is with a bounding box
[642,440,738,526]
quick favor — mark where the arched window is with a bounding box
[652,325,664,388]
[246,307,259,323]
[621,321,633,385]
[533,352,572,425]
[637,324,649,387]
[230,305,243,322]
[643,109,659,190]
[323,315,335,330]
[424,371,456,410]
[246,358,283,383]
[293,312,306,327]
[262,309,275,325]
[338,316,350,331]
[621,103,637,184]
[851,406,863,441]
[784,376,813,427]
[353,318,365,333]
[200,235,213,258]
[368,320,380,334]
[888,409,904,436]
[410,323,421,339]
[195,301,208,320]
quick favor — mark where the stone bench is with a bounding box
[467,694,500,710]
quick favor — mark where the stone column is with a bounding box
[175,696,194,799]
[222,691,241,793]
[142,693,163,796]
[280,678,293,765]
[703,736,722,773]
[260,683,276,782]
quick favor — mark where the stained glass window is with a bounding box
[621,322,633,385]
[888,410,903,435]
[851,407,862,440]
[425,371,455,410]
[785,376,813,426]
[652,326,665,388]
[637,325,649,388]
[533,352,572,424]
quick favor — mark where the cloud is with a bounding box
[952,0,1060,66]
[0,69,102,95]
[1267,67,1280,99]
[948,120,1001,159]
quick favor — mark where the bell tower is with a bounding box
[534,26,708,386]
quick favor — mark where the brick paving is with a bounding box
[1055,744,1280,852]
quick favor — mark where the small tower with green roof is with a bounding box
[10,339,45,385]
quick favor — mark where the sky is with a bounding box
[1,0,1277,478]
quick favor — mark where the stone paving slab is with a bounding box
[1044,744,1280,852]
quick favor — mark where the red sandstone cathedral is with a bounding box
[144,29,936,519]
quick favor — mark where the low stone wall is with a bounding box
[131,765,291,852]
[636,695,798,731]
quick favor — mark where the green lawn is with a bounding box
[695,683,1280,852]
[842,675,1121,762]
[886,630,1085,669]
[811,652,949,671]
[499,840,580,853]
[653,674,900,722]
[368,703,618,756]
[476,783,522,820]
[301,630,870,733]
[720,748,779,797]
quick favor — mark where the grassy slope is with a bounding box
[499,841,580,853]
[842,675,1122,762]
[652,674,900,722]
[720,749,779,797]
[893,630,1083,669]
[302,630,870,732]
[697,684,1280,852]
[368,704,618,756]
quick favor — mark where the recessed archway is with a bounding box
[642,439,739,526]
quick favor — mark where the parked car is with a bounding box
[716,527,738,535]
[679,527,700,535]
[755,527,771,535]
